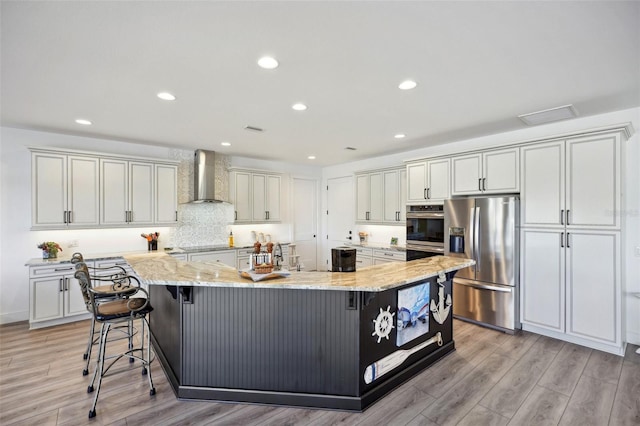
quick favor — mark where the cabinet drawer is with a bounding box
[237,256,251,270]
[188,251,236,267]
[372,250,406,261]
[236,248,257,256]
[170,253,187,261]
[30,263,78,278]
[354,247,373,257]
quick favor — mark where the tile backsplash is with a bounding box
[169,149,234,248]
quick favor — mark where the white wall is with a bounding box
[321,107,640,346]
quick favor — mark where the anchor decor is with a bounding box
[430,272,451,325]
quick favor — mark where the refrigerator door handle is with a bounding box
[456,280,513,293]
[469,207,476,264]
[474,206,480,272]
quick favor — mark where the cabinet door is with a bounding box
[566,134,620,229]
[520,141,565,228]
[67,156,100,227]
[520,228,565,332]
[355,256,372,268]
[232,171,252,222]
[188,250,236,267]
[155,164,178,224]
[406,162,427,203]
[427,158,450,201]
[451,154,482,195]
[101,159,129,225]
[369,172,383,222]
[64,276,88,317]
[483,148,519,194]
[129,162,154,224]
[32,152,67,227]
[265,175,281,221]
[30,277,64,322]
[399,169,407,222]
[383,170,400,222]
[252,174,267,221]
[566,231,620,345]
[355,174,370,221]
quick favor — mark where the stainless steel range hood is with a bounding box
[191,149,225,203]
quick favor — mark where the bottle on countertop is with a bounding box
[228,231,234,247]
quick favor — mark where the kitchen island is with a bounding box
[124,253,474,411]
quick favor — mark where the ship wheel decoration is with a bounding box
[372,306,395,343]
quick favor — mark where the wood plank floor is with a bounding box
[1,319,638,425]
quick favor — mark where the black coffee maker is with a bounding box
[331,247,356,272]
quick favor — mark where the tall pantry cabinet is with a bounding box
[520,129,628,355]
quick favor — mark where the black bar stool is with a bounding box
[74,261,155,419]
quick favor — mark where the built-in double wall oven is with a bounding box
[406,205,445,261]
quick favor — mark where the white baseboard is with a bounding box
[626,329,640,346]
[0,310,29,325]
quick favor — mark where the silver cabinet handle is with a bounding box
[68,211,72,224]
[59,278,64,292]
[64,277,69,291]
[566,210,570,225]
[567,232,571,248]
[482,178,486,191]
[63,211,67,224]
[54,267,73,272]
[478,178,482,191]
[560,232,564,248]
[560,210,564,225]
[427,188,431,199]
[423,188,427,199]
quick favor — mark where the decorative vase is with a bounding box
[48,250,58,259]
[42,250,49,259]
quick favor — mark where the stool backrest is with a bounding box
[71,252,84,264]
[74,261,94,311]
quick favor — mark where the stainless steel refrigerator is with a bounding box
[444,196,520,333]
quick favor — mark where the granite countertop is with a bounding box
[344,243,406,252]
[123,252,474,292]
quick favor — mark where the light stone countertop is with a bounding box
[123,252,474,292]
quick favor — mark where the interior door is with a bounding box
[326,176,354,271]
[293,177,318,271]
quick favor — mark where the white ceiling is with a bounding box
[2,1,639,166]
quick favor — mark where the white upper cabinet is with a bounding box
[451,147,519,196]
[155,164,178,224]
[355,171,383,223]
[382,168,406,224]
[101,159,153,226]
[521,132,621,229]
[32,151,99,228]
[565,134,620,229]
[406,158,450,204]
[230,170,282,223]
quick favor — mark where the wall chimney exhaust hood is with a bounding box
[191,149,225,203]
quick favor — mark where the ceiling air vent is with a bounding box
[345,147,357,151]
[244,125,264,132]
[518,104,578,126]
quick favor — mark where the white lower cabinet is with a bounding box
[188,250,236,267]
[521,228,621,353]
[29,263,91,328]
[355,247,406,267]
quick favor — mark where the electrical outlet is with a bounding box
[68,240,78,248]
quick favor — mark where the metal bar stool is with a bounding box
[71,253,138,376]
[74,261,155,419]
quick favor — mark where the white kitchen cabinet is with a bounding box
[31,151,100,228]
[355,172,383,223]
[188,250,236,267]
[155,164,178,224]
[355,247,373,268]
[170,253,188,261]
[406,158,450,204]
[100,159,154,226]
[521,133,621,230]
[372,249,406,262]
[29,263,91,328]
[382,168,406,224]
[521,228,621,351]
[230,170,282,223]
[451,147,519,195]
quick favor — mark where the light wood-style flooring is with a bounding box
[1,319,638,425]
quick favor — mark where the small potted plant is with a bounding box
[37,241,63,259]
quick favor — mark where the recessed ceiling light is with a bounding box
[518,104,578,126]
[308,155,316,160]
[398,80,417,90]
[394,134,406,139]
[221,142,231,147]
[75,119,92,125]
[292,103,307,111]
[257,56,279,69]
[157,92,176,101]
